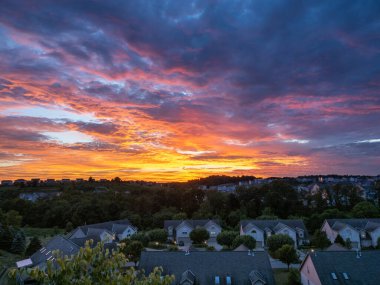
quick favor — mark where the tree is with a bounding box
[11,241,174,285]
[257,207,278,220]
[267,234,294,253]
[277,244,299,271]
[352,201,379,218]
[217,231,239,248]
[147,229,167,243]
[25,237,42,256]
[123,240,144,262]
[312,230,331,249]
[131,232,150,247]
[5,210,23,227]
[287,268,301,285]
[334,234,345,246]
[10,230,26,254]
[65,221,73,233]
[172,212,187,220]
[0,225,13,251]
[189,228,210,244]
[231,235,256,249]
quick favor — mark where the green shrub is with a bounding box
[267,234,294,253]
[232,235,256,249]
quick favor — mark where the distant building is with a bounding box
[321,219,380,249]
[300,250,380,285]
[1,180,13,186]
[139,251,276,285]
[240,219,309,248]
[164,220,222,246]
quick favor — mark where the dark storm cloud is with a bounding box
[0,0,379,177]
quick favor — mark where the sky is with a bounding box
[0,0,379,182]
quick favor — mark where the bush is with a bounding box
[287,268,301,285]
[190,228,210,244]
[267,234,294,253]
[123,240,144,262]
[334,234,345,246]
[147,229,167,243]
[147,242,167,250]
[167,245,179,251]
[232,235,256,249]
[312,230,331,249]
[206,245,215,251]
[216,231,239,248]
[377,237,380,249]
[131,232,150,246]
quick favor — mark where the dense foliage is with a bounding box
[231,235,256,249]
[267,234,294,253]
[277,245,299,270]
[189,228,210,244]
[10,241,174,285]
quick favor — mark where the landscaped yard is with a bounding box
[273,268,289,285]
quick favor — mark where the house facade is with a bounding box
[300,250,380,285]
[240,220,309,248]
[164,220,222,245]
[321,219,380,249]
[139,251,275,285]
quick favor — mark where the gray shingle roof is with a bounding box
[240,219,309,239]
[139,251,275,285]
[325,219,380,231]
[164,220,221,230]
[30,235,80,267]
[72,219,134,236]
[306,250,380,285]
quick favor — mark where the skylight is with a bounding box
[331,273,338,280]
[342,273,349,280]
[215,276,220,285]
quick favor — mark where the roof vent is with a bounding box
[331,273,338,280]
[185,250,190,256]
[248,250,251,255]
[342,272,349,280]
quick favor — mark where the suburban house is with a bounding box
[300,250,380,285]
[67,219,137,245]
[16,235,80,270]
[15,219,137,283]
[321,219,380,249]
[164,220,222,245]
[240,219,309,248]
[139,251,275,285]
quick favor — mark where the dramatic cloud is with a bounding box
[0,0,379,181]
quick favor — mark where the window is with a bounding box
[251,230,256,234]
[182,231,188,235]
[342,273,349,280]
[211,231,216,235]
[299,232,304,238]
[331,273,338,280]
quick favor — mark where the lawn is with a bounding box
[273,268,289,285]
[22,227,64,245]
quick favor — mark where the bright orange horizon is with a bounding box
[1,2,379,182]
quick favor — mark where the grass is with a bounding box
[273,268,289,285]
[22,227,64,245]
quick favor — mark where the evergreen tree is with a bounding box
[25,237,42,256]
[10,230,26,254]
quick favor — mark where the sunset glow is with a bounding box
[0,1,379,181]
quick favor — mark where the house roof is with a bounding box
[240,219,309,239]
[164,220,221,230]
[304,251,380,285]
[325,219,380,232]
[30,235,80,267]
[139,251,275,285]
[325,243,348,251]
[70,219,134,236]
